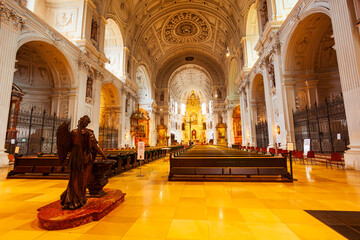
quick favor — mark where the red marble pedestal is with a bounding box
[37,189,125,230]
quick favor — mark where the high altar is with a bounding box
[183,91,206,144]
[233,105,242,145]
[130,105,150,146]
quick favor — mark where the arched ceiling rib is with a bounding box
[155,49,226,89]
[169,64,212,103]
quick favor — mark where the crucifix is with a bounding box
[187,116,195,145]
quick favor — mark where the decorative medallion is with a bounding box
[163,11,211,44]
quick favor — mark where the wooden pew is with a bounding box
[7,155,70,179]
[169,145,292,182]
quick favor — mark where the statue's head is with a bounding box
[78,115,91,129]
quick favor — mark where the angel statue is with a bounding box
[57,115,107,210]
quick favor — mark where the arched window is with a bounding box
[104,19,124,78]
[136,65,152,104]
[243,4,260,68]
[201,103,206,115]
[181,104,186,115]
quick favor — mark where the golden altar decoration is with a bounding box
[130,105,150,146]
[232,105,242,144]
[183,91,206,144]
[156,124,168,146]
[216,122,227,145]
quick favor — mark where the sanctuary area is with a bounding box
[1,0,360,239]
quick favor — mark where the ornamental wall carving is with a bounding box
[0,2,25,30]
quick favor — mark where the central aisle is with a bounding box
[179,145,261,157]
[1,158,359,239]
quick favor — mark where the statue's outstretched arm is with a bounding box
[94,142,107,160]
[89,130,107,160]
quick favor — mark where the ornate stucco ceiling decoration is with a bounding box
[168,64,212,103]
[163,11,211,44]
[127,0,248,68]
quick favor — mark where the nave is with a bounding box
[0,157,359,239]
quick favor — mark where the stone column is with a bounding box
[283,78,297,144]
[92,74,103,139]
[120,89,127,147]
[329,0,360,169]
[305,80,319,107]
[129,96,135,148]
[239,90,247,146]
[249,103,258,147]
[245,85,255,146]
[226,107,233,147]
[72,59,89,128]
[0,3,24,166]
[271,48,290,148]
[261,62,276,149]
[214,111,218,145]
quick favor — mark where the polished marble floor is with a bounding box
[0,158,360,239]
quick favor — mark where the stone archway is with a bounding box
[251,74,268,148]
[104,18,124,78]
[7,41,73,155]
[285,12,349,153]
[99,83,121,149]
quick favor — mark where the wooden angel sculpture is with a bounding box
[57,115,107,210]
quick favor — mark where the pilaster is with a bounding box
[261,61,276,149]
[0,2,24,167]
[92,72,103,139]
[120,89,127,147]
[73,58,90,126]
[270,46,289,148]
[239,90,247,146]
[329,0,360,169]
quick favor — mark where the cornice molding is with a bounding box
[0,1,25,30]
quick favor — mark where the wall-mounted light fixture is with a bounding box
[125,134,128,140]
[276,125,280,135]
[226,47,230,57]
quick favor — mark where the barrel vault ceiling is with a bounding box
[102,0,251,92]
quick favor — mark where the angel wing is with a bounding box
[56,121,72,165]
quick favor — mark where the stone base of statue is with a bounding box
[37,189,125,230]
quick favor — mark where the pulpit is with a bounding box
[130,105,150,145]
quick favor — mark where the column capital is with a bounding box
[77,57,91,72]
[283,77,296,87]
[270,42,281,56]
[0,2,26,30]
[305,79,320,88]
[95,70,104,82]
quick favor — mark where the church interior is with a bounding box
[1,0,360,239]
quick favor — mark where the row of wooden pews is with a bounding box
[169,145,292,182]
[7,145,185,179]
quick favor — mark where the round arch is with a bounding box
[13,40,74,116]
[244,3,259,68]
[104,18,124,78]
[228,58,239,98]
[135,65,152,103]
[168,64,213,104]
[17,36,76,86]
[250,73,266,122]
[284,12,341,107]
[99,83,121,149]
[281,6,331,69]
